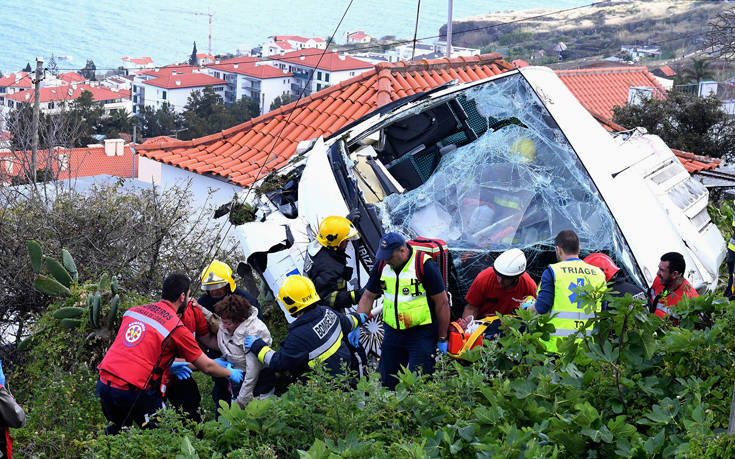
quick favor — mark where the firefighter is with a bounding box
[583,253,646,301]
[529,230,606,352]
[96,273,244,435]
[0,360,25,458]
[243,275,367,381]
[198,260,262,321]
[304,216,367,375]
[357,232,451,390]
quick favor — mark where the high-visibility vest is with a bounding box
[728,215,735,252]
[542,259,606,352]
[380,249,432,330]
[98,301,183,390]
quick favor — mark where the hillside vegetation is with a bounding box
[444,1,729,65]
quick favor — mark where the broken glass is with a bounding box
[373,74,642,297]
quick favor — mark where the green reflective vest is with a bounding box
[542,258,606,352]
[728,215,735,252]
[380,249,432,330]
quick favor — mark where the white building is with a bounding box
[261,35,327,56]
[132,66,226,114]
[121,57,155,75]
[346,31,372,44]
[620,45,661,61]
[269,50,373,97]
[384,42,435,62]
[0,83,131,117]
[0,72,33,95]
[206,57,293,115]
[433,41,481,58]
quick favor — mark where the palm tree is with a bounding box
[679,58,715,84]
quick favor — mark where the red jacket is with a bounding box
[98,301,184,390]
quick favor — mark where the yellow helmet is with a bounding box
[278,275,320,316]
[510,137,536,163]
[200,260,236,292]
[316,216,358,249]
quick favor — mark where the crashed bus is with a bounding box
[234,66,725,356]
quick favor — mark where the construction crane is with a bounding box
[161,7,214,58]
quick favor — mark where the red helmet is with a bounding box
[583,253,619,282]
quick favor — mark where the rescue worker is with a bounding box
[583,253,646,301]
[529,230,606,352]
[726,204,735,299]
[97,273,244,435]
[0,360,26,458]
[243,275,367,381]
[650,252,698,319]
[198,260,262,321]
[197,260,262,409]
[462,248,537,319]
[304,215,367,375]
[357,232,451,390]
[304,216,363,312]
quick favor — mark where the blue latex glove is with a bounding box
[437,341,448,355]
[358,313,369,325]
[229,367,244,384]
[348,328,361,348]
[0,360,6,386]
[214,358,231,369]
[243,335,258,350]
[169,362,193,380]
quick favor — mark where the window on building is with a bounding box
[316,83,321,91]
[325,73,330,82]
[0,87,5,93]
[133,105,137,113]
[8,101,13,108]
[162,91,167,100]
[133,95,137,103]
[350,72,355,77]
[47,101,54,109]
[317,71,322,81]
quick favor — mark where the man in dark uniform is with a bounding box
[244,275,367,381]
[304,216,367,374]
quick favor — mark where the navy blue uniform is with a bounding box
[364,248,446,390]
[250,305,362,381]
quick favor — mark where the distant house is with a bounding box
[269,50,373,97]
[346,31,371,44]
[0,139,137,183]
[196,53,216,65]
[135,68,227,114]
[262,35,327,56]
[620,45,661,61]
[206,57,292,115]
[434,41,481,58]
[530,50,546,60]
[121,57,155,75]
[0,72,33,95]
[0,83,131,117]
[101,75,134,91]
[58,72,86,84]
[384,42,435,62]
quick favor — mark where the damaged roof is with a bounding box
[136,53,515,187]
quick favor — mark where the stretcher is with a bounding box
[448,315,516,359]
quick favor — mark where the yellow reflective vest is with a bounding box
[541,258,606,352]
[380,249,432,330]
[728,215,735,252]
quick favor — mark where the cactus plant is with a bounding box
[61,318,83,329]
[52,307,86,320]
[34,275,71,297]
[45,256,72,288]
[27,240,43,274]
[108,294,120,328]
[61,249,78,281]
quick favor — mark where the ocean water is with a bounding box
[1,0,589,74]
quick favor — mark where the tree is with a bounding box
[47,54,59,76]
[612,89,735,160]
[69,90,104,146]
[23,62,31,72]
[706,8,735,61]
[140,102,181,138]
[189,41,199,66]
[679,58,714,84]
[269,93,293,111]
[100,109,133,138]
[80,59,96,81]
[179,86,228,139]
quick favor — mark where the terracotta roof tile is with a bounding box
[555,66,666,119]
[137,53,515,187]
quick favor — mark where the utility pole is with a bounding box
[31,57,43,186]
[446,0,453,58]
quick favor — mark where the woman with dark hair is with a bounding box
[214,294,274,407]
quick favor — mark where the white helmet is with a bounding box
[493,248,527,277]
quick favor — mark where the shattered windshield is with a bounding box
[373,73,641,296]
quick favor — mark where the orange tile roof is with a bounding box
[0,72,32,89]
[0,144,136,181]
[59,72,86,83]
[273,50,373,72]
[122,57,153,65]
[658,65,676,77]
[137,53,514,187]
[670,149,720,174]
[555,66,666,119]
[140,136,178,145]
[3,84,129,103]
[143,73,227,89]
[207,61,292,79]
